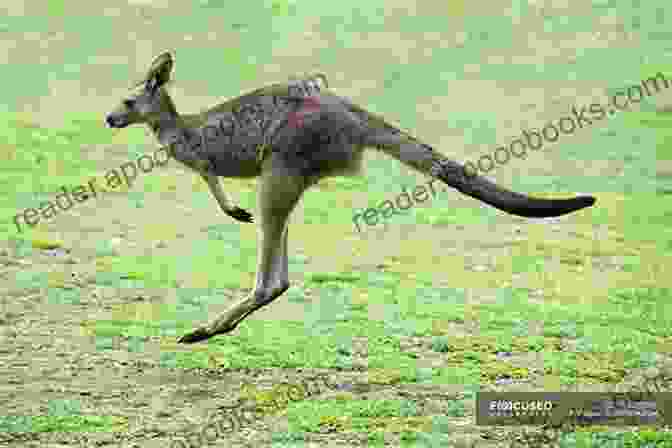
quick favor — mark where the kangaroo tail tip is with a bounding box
[537,194,596,218]
[578,195,597,207]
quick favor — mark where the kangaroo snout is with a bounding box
[106,114,128,128]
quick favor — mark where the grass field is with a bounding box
[2,1,672,447]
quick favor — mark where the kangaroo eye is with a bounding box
[123,99,136,108]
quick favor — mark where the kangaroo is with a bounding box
[106,52,596,343]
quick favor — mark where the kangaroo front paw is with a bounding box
[227,207,254,223]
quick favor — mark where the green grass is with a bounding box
[284,396,428,434]
[3,100,672,442]
[0,399,126,434]
[2,136,669,443]
[0,111,147,240]
[3,2,672,445]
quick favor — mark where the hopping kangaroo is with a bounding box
[106,52,596,343]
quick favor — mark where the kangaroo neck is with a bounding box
[146,89,194,147]
[148,113,192,148]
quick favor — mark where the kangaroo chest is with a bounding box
[193,95,293,177]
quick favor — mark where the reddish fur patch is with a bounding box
[287,96,322,129]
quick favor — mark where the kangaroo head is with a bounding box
[106,52,176,128]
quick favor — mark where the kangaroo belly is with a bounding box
[204,144,261,178]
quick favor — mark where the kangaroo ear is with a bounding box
[144,52,174,92]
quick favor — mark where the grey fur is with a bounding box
[106,52,596,343]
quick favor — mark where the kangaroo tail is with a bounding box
[360,115,596,218]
